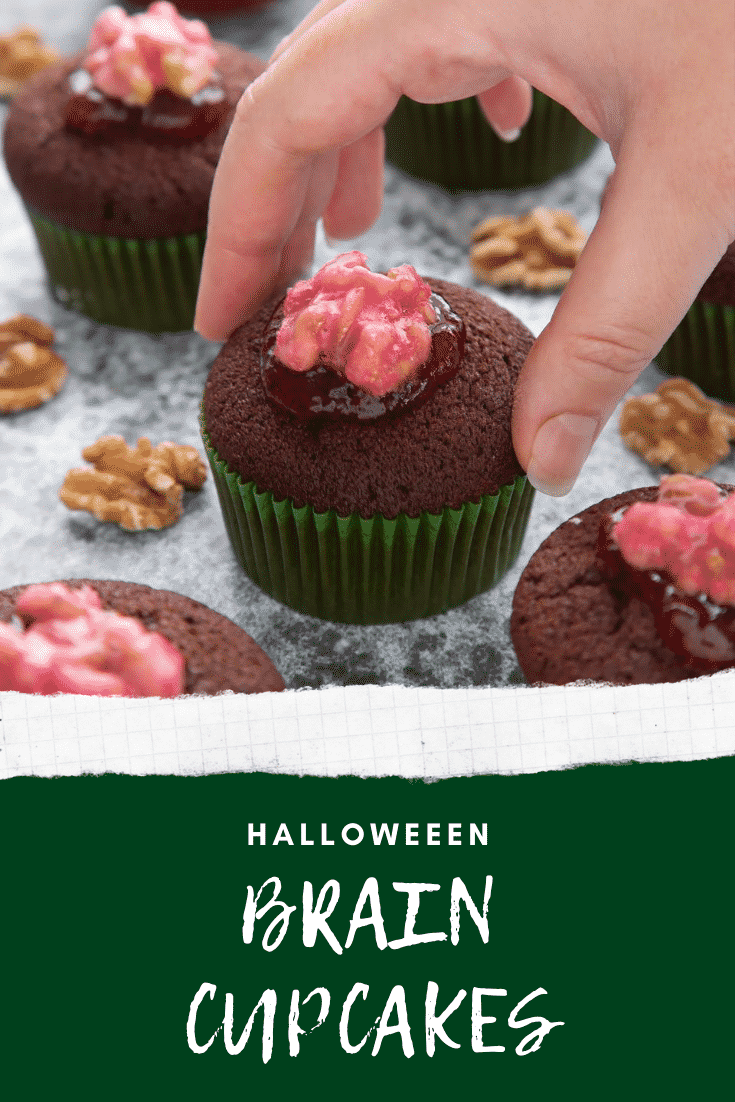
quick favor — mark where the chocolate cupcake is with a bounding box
[511,477,735,685]
[384,89,598,192]
[655,242,735,401]
[0,579,285,695]
[3,3,263,332]
[202,252,535,624]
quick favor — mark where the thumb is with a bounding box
[512,140,733,496]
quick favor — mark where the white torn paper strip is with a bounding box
[2,673,734,779]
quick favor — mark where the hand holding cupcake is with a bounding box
[197,0,734,502]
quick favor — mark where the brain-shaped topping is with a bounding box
[612,474,735,605]
[84,3,217,106]
[274,252,437,397]
[0,583,185,696]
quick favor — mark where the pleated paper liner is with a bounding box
[26,206,205,332]
[202,427,534,624]
[384,90,598,191]
[655,301,735,402]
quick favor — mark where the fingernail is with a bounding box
[526,413,599,496]
[491,125,521,143]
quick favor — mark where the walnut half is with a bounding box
[620,378,735,476]
[470,207,587,291]
[0,26,60,97]
[59,435,208,531]
[0,314,67,413]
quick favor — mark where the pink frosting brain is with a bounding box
[274,252,437,397]
[84,2,217,106]
[0,583,185,696]
[613,474,735,605]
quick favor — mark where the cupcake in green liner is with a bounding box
[201,252,536,625]
[384,89,598,192]
[2,3,263,332]
[655,242,735,402]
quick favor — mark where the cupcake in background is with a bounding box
[511,476,735,685]
[384,89,598,192]
[3,3,263,332]
[202,251,535,625]
[655,242,735,402]
[0,580,285,695]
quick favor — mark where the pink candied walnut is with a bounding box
[84,3,218,107]
[274,252,438,398]
[0,583,185,697]
[612,474,735,605]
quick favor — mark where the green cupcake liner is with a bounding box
[26,206,205,332]
[655,301,735,402]
[384,89,598,191]
[202,424,534,624]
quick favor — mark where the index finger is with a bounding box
[194,0,515,340]
[194,2,401,340]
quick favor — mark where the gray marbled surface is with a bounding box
[3,1,732,692]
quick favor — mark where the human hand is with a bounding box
[195,0,734,495]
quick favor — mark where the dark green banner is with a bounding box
[3,759,732,1099]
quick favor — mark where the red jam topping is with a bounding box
[262,292,463,422]
[65,67,227,139]
[598,476,735,671]
[263,253,465,421]
[0,583,185,696]
[65,3,226,139]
